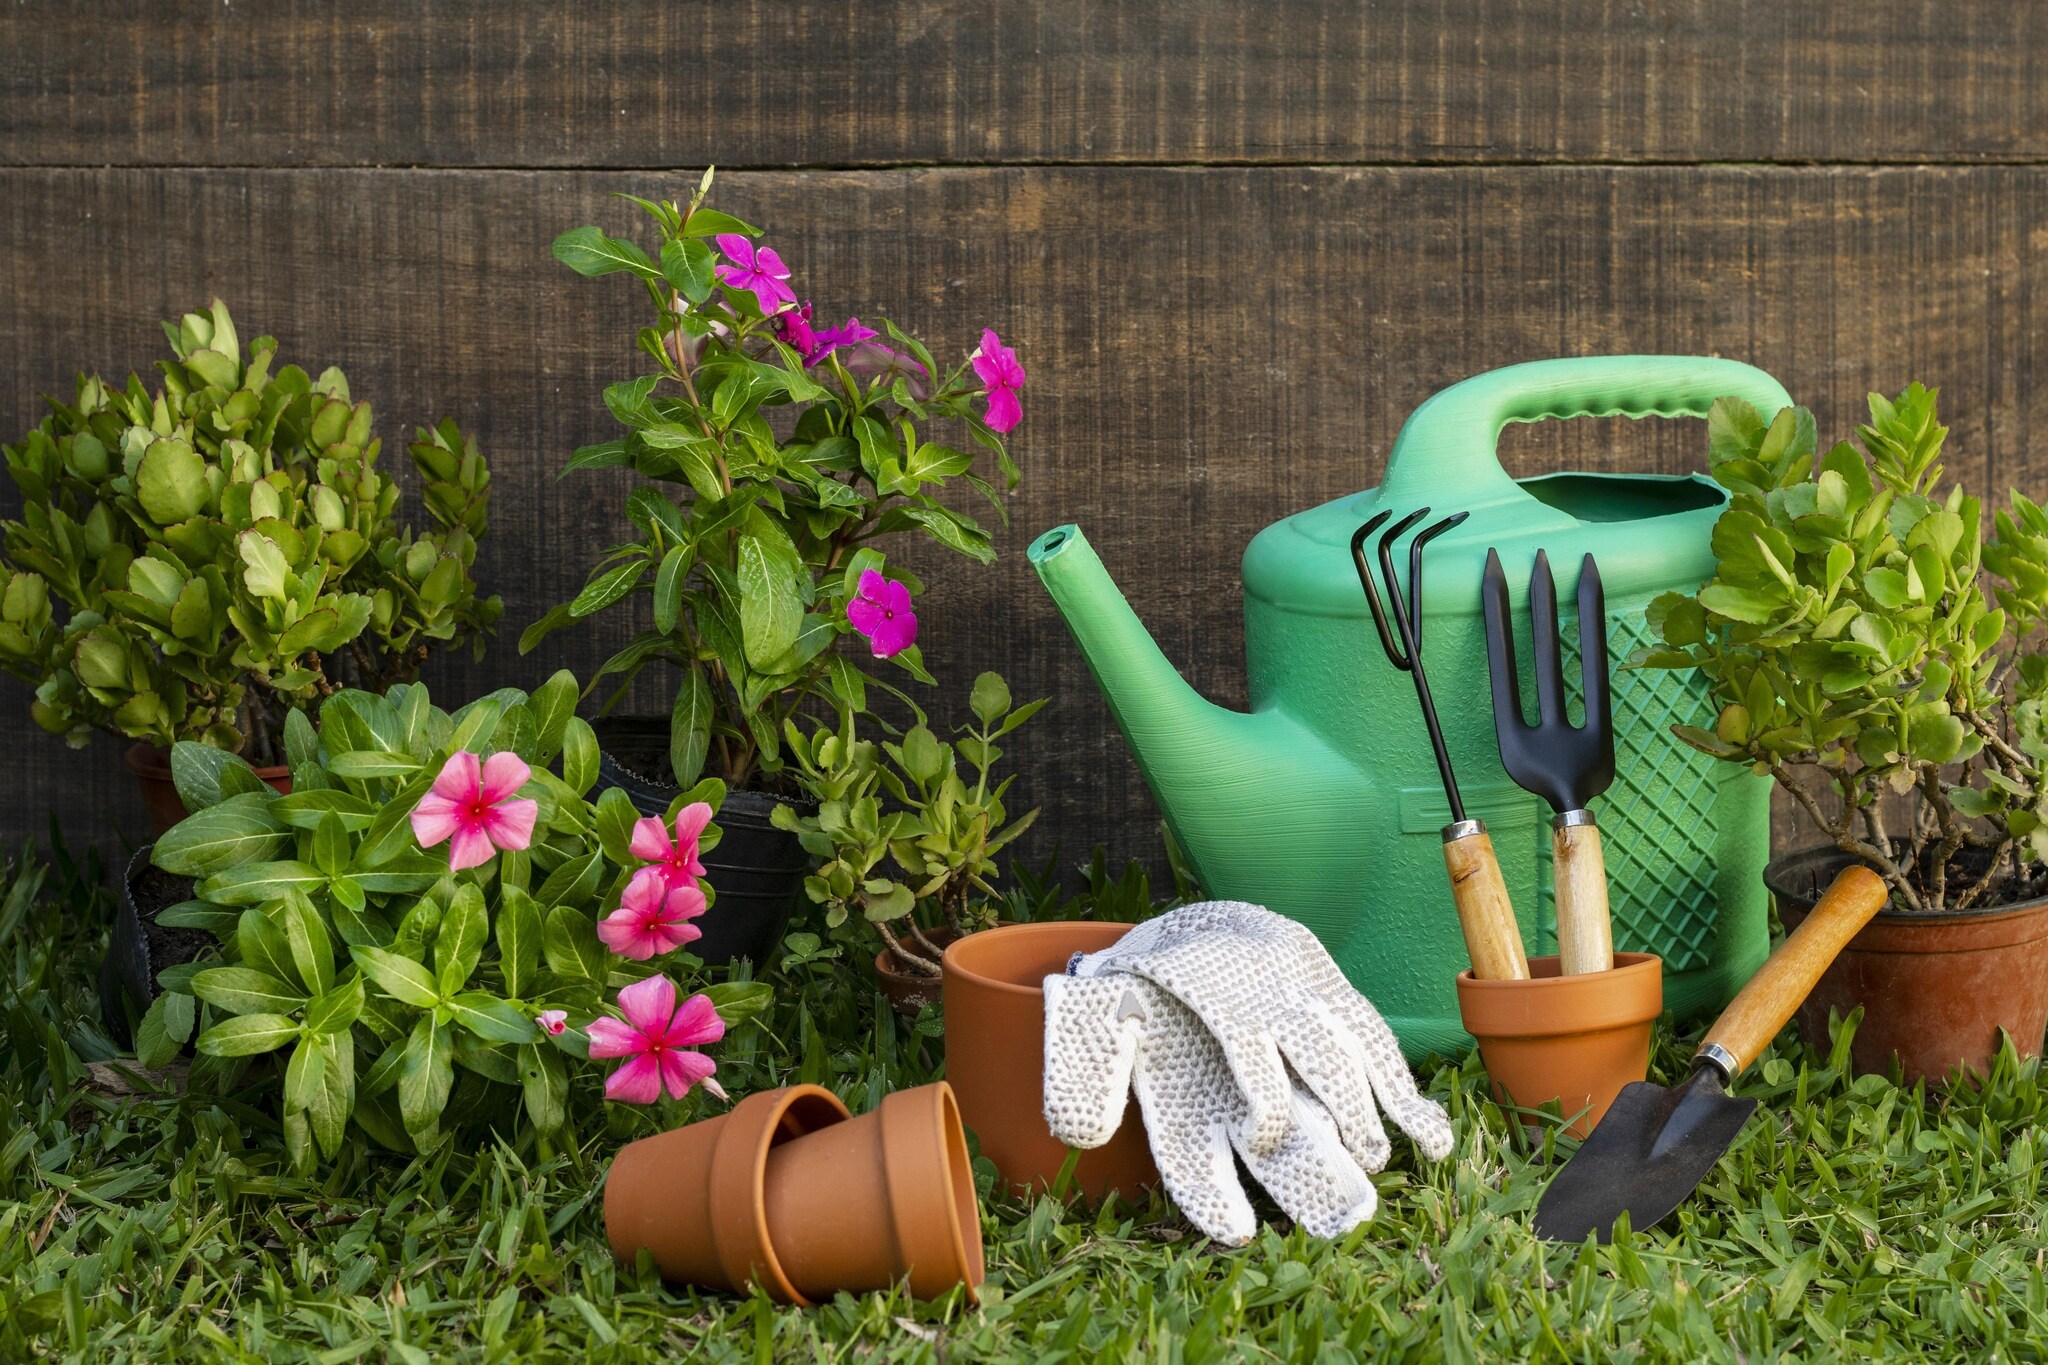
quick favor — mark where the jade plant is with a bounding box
[522,170,1026,794]
[0,301,500,762]
[774,672,1043,976]
[1638,384,2048,911]
[135,672,766,1170]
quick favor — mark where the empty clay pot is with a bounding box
[126,742,290,836]
[604,1082,984,1305]
[942,921,1159,1199]
[1771,845,2048,1083]
[1455,952,1662,1137]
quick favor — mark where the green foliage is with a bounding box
[143,673,762,1173]
[1640,384,2048,909]
[524,172,1022,791]
[776,673,1044,974]
[0,301,502,761]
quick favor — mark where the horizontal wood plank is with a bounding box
[4,3,2046,168]
[0,164,2038,868]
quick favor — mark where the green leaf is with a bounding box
[238,530,292,600]
[702,980,774,1030]
[561,717,600,796]
[670,664,715,789]
[191,966,306,1015]
[435,884,489,998]
[680,208,761,239]
[594,787,641,865]
[497,887,542,999]
[526,670,579,760]
[351,945,441,1009]
[736,534,802,668]
[136,437,210,523]
[518,1043,568,1134]
[397,1015,455,1147]
[134,994,182,1068]
[542,905,608,982]
[280,890,335,997]
[305,976,365,1035]
[169,742,264,814]
[1698,582,1783,625]
[570,561,644,618]
[197,1014,301,1057]
[153,793,288,876]
[199,860,326,906]
[653,543,691,636]
[970,672,1012,725]
[327,750,422,780]
[660,236,717,304]
[535,850,602,909]
[305,1031,354,1158]
[352,772,434,869]
[447,992,539,1045]
[310,811,351,879]
[552,226,661,280]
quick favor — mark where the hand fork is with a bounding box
[1481,549,1617,975]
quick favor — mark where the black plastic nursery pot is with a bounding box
[589,715,815,969]
[99,843,209,1048]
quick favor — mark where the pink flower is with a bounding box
[587,975,726,1104]
[629,801,713,896]
[807,316,878,368]
[409,751,538,872]
[536,1010,568,1036]
[715,234,796,314]
[776,301,818,356]
[847,569,917,658]
[598,874,708,959]
[971,329,1026,433]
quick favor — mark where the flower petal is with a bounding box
[447,824,496,872]
[846,595,888,641]
[658,1048,718,1100]
[983,387,1022,434]
[409,792,463,848]
[629,816,674,862]
[671,801,714,846]
[664,992,728,1049]
[879,577,914,615]
[481,797,539,852]
[868,612,918,658]
[585,1016,646,1059]
[856,569,888,604]
[536,1010,568,1036]
[666,883,708,922]
[615,973,678,1034]
[754,246,790,280]
[714,233,755,268]
[597,907,658,960]
[431,749,481,801]
[478,751,532,803]
[605,1053,665,1104]
[623,866,674,911]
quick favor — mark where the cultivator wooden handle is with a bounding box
[1552,814,1614,975]
[1443,821,1530,981]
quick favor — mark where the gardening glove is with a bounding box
[1041,970,1384,1245]
[1066,901,1453,1168]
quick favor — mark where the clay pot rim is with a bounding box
[1455,952,1664,1040]
[1767,844,2048,928]
[124,740,290,780]
[941,920,1138,999]
[706,1084,851,1307]
[878,1082,985,1301]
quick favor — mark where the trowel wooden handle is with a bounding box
[1699,865,1889,1078]
[1443,822,1530,981]
[1552,816,1613,975]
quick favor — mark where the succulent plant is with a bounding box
[0,301,501,763]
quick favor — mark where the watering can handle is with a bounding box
[1379,356,1793,505]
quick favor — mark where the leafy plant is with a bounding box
[134,672,766,1171]
[0,301,500,762]
[522,170,1026,794]
[775,672,1043,975]
[1639,384,2048,910]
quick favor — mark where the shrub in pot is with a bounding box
[112,670,768,1171]
[775,671,1043,1014]
[1639,384,2048,1080]
[0,301,500,830]
[522,171,1026,965]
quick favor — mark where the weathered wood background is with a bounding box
[2,1,2044,872]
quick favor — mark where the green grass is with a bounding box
[6,842,2048,1361]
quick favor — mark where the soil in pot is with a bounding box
[1769,845,2048,1084]
[100,846,207,1047]
[588,716,815,969]
[941,921,1159,1200]
[1455,952,1662,1137]
[127,742,291,836]
[875,926,960,1017]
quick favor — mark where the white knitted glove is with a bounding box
[1042,972,1381,1245]
[1068,901,1453,1165]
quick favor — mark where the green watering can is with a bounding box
[1030,356,1791,1059]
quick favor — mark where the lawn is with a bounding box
[4,840,2047,1362]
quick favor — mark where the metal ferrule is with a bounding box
[1554,808,1597,830]
[1695,1042,1738,1083]
[1441,818,1487,843]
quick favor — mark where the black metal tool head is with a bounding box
[1532,1066,1757,1243]
[1481,549,1616,814]
[1352,507,1472,820]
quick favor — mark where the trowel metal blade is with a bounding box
[1532,1067,1757,1243]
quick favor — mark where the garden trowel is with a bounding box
[1533,865,1889,1242]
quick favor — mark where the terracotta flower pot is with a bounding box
[1769,845,2048,1084]
[875,927,959,1017]
[126,742,291,836]
[1455,952,1662,1137]
[941,921,1159,1199]
[604,1082,984,1305]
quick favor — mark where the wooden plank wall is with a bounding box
[2,2,2042,874]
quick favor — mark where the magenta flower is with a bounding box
[629,802,713,897]
[776,301,818,356]
[714,234,796,313]
[847,569,918,658]
[409,751,538,871]
[972,329,1026,433]
[598,874,708,960]
[586,975,726,1104]
[536,1010,568,1036]
[806,316,879,368]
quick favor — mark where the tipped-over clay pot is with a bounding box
[942,920,1159,1199]
[1455,952,1662,1137]
[604,1082,984,1305]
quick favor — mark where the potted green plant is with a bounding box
[111,669,769,1170]
[525,171,1026,965]
[0,300,500,832]
[1639,383,2048,1081]
[775,671,1043,1013]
